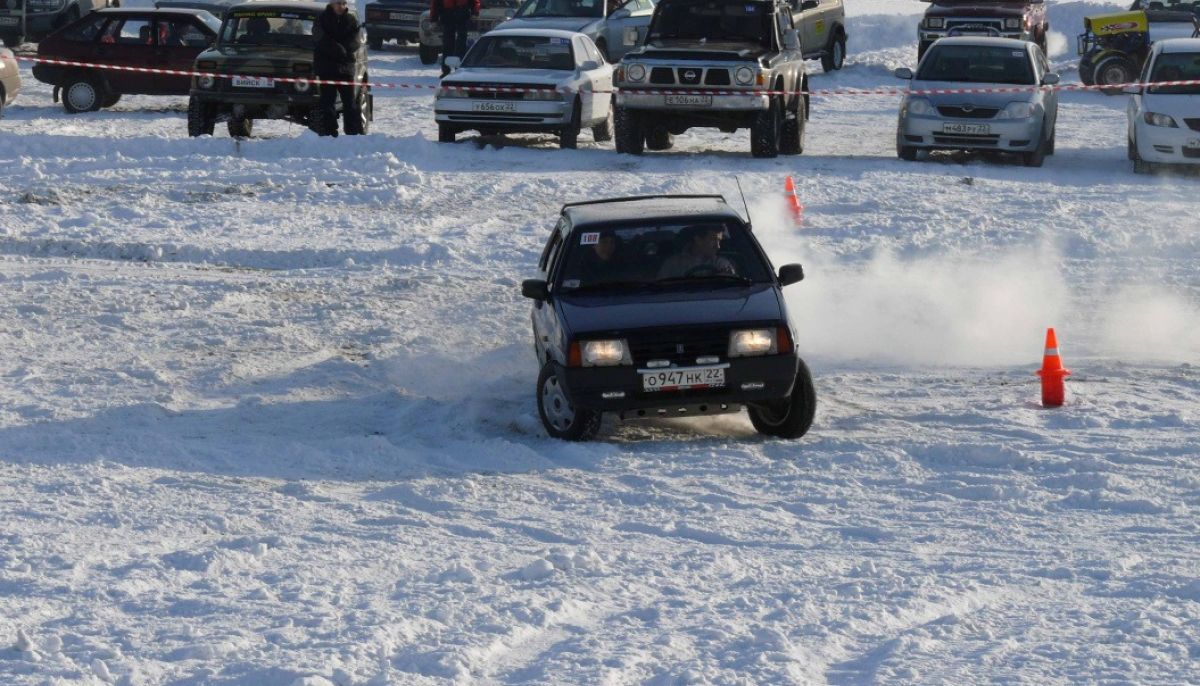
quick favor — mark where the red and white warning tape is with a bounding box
[15,54,1200,97]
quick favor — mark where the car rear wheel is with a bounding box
[750,95,782,158]
[821,31,846,72]
[1094,55,1136,95]
[187,96,215,136]
[592,101,614,142]
[227,117,254,138]
[63,75,103,114]
[419,42,438,64]
[614,105,644,155]
[748,359,816,439]
[537,362,601,441]
[560,98,581,149]
[101,92,121,108]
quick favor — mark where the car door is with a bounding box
[95,16,156,94]
[578,35,610,122]
[603,0,653,60]
[1035,46,1057,132]
[532,221,569,365]
[1129,48,1154,143]
[153,17,215,94]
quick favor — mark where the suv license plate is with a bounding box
[391,12,417,20]
[0,17,19,25]
[472,101,516,112]
[665,94,712,107]
[642,367,726,392]
[232,76,274,88]
[943,123,990,135]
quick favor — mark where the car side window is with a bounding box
[539,220,567,273]
[582,37,603,64]
[1140,52,1154,82]
[61,14,107,42]
[114,19,156,45]
[163,20,211,47]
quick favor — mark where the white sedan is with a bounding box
[1127,37,1200,173]
[434,28,614,149]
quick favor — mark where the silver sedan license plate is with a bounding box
[642,366,726,392]
[942,122,990,135]
[665,94,712,107]
[471,101,517,112]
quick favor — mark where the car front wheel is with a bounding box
[750,95,782,158]
[821,31,846,72]
[187,96,215,136]
[748,359,816,439]
[614,105,644,155]
[537,362,601,441]
[592,101,614,142]
[418,42,438,64]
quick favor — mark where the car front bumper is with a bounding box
[365,20,421,41]
[435,97,572,129]
[616,89,770,111]
[899,112,1044,152]
[1134,120,1200,164]
[919,29,1030,45]
[557,353,799,413]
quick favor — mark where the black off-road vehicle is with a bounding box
[521,195,816,441]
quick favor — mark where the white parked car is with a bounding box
[1126,37,1200,173]
[435,28,614,149]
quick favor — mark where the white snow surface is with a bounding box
[2,1,1199,684]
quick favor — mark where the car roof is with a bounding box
[933,36,1031,50]
[484,28,589,40]
[227,1,327,12]
[1156,38,1200,53]
[96,7,216,15]
[562,196,743,229]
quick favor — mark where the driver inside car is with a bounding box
[657,224,736,279]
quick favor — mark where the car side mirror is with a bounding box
[783,29,800,52]
[444,55,461,71]
[894,67,913,80]
[580,59,601,71]
[1041,72,1060,85]
[778,264,804,287]
[1122,84,1141,94]
[609,7,630,19]
[522,279,550,300]
[800,0,819,10]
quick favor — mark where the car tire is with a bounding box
[821,30,845,73]
[352,89,370,135]
[0,89,5,121]
[1131,135,1153,174]
[780,93,805,155]
[1046,126,1055,155]
[1022,124,1046,167]
[187,96,215,137]
[897,143,918,161]
[614,105,644,155]
[1079,51,1098,86]
[227,117,254,138]
[750,95,782,158]
[419,42,438,64]
[748,359,816,440]
[1,34,23,49]
[101,92,121,108]
[310,107,337,136]
[645,124,673,151]
[62,74,103,114]
[537,362,601,441]
[369,36,383,51]
[1094,55,1136,95]
[591,101,614,142]
[560,98,581,149]
[437,122,456,143]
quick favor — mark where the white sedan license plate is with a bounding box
[0,16,19,26]
[390,12,417,21]
[642,367,726,393]
[471,101,517,113]
[1189,139,1200,149]
[665,94,712,107]
[232,76,274,88]
[943,122,990,135]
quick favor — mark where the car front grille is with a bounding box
[649,67,674,84]
[1183,147,1200,159]
[933,134,1000,147]
[704,69,730,86]
[454,82,526,100]
[944,18,1006,34]
[1185,118,1200,132]
[938,106,999,119]
[627,326,729,367]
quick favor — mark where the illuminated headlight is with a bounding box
[1144,112,1178,128]
[734,66,755,85]
[925,17,944,29]
[198,74,215,89]
[995,101,1034,119]
[626,63,646,82]
[728,329,776,358]
[294,79,310,92]
[582,339,631,367]
[904,97,933,116]
[525,87,564,101]
[1005,18,1021,29]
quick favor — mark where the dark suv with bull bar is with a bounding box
[918,0,1048,60]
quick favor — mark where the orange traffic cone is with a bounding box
[784,176,803,226]
[1036,327,1071,407]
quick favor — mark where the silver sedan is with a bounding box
[0,47,19,120]
[894,37,1060,167]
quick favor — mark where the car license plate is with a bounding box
[665,94,712,107]
[1189,139,1200,149]
[642,366,726,392]
[390,12,417,21]
[471,101,517,112]
[942,122,990,135]
[232,76,274,88]
[0,16,19,26]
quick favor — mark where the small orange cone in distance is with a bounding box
[784,176,803,226]
[1036,327,1071,407]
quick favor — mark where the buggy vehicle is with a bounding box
[1078,0,1200,91]
[435,28,613,147]
[32,8,219,113]
[187,1,372,137]
[521,194,815,442]
[613,0,809,158]
[0,0,114,49]
[495,0,656,61]
[895,36,1060,167]
[789,0,846,72]
[415,0,517,65]
[1125,37,1200,172]
[917,0,1048,61]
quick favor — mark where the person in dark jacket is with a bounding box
[313,0,365,136]
[431,0,479,76]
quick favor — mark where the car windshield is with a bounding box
[514,0,604,19]
[917,44,1035,84]
[557,220,772,293]
[646,0,773,49]
[462,35,576,69]
[220,11,316,47]
[198,12,222,34]
[1148,52,1200,94]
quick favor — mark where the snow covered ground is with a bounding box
[2,1,1199,684]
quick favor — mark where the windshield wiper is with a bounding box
[564,280,655,293]
[654,274,755,287]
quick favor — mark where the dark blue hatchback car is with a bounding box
[521,194,816,441]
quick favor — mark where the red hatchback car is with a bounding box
[33,8,219,113]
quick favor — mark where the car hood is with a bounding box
[442,67,573,85]
[909,80,1037,106]
[496,17,600,33]
[1141,91,1200,117]
[558,285,784,337]
[199,44,315,65]
[924,2,1029,18]
[634,44,772,61]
